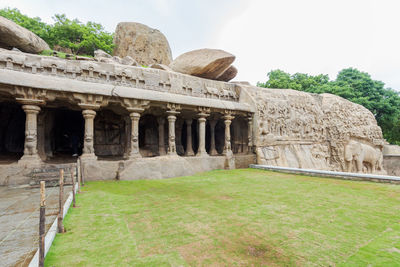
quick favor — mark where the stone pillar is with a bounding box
[248,115,253,154]
[167,113,178,155]
[176,119,184,155]
[128,112,141,158]
[196,113,209,157]
[19,105,41,163]
[123,116,131,159]
[37,111,46,160]
[166,104,180,156]
[209,119,218,156]
[223,114,234,156]
[157,117,166,155]
[81,109,97,159]
[185,119,195,156]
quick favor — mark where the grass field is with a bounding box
[45,169,400,266]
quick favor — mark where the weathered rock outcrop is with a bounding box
[169,48,235,80]
[113,22,172,66]
[239,85,386,174]
[94,49,138,66]
[0,16,50,53]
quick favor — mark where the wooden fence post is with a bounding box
[71,168,76,208]
[79,158,84,186]
[57,169,64,233]
[39,181,46,267]
[77,158,82,191]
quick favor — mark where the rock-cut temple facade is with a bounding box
[0,48,390,185]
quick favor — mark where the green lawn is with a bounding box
[45,169,400,266]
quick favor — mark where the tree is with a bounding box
[258,68,400,144]
[0,8,114,55]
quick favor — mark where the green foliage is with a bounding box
[258,68,400,144]
[0,8,114,56]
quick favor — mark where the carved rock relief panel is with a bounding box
[243,85,385,174]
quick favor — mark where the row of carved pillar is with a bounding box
[17,101,253,163]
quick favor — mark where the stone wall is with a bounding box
[383,145,400,176]
[239,85,386,174]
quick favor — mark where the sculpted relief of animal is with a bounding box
[344,140,383,173]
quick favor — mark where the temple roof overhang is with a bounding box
[0,69,253,112]
[0,49,254,113]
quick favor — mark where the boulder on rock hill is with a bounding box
[113,22,172,66]
[0,16,49,53]
[169,48,235,80]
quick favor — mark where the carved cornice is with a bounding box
[166,103,181,115]
[223,110,235,121]
[122,99,150,113]
[73,93,108,110]
[198,106,211,118]
[14,86,46,105]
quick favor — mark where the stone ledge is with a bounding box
[250,164,400,184]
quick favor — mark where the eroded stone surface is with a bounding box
[113,22,172,66]
[0,16,50,53]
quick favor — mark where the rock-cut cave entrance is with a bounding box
[44,108,84,162]
[0,102,25,163]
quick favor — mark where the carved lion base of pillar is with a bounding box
[18,154,42,166]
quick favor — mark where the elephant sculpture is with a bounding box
[344,140,384,173]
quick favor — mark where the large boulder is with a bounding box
[0,16,49,53]
[169,48,235,80]
[216,65,238,82]
[113,22,172,66]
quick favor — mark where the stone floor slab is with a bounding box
[0,185,72,267]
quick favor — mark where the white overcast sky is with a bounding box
[1,0,399,89]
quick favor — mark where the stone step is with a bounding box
[32,165,76,173]
[29,179,73,187]
[29,163,78,187]
[32,171,75,178]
